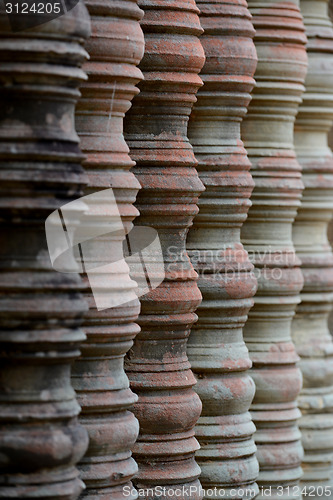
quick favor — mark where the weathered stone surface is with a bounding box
[0,3,91,498]
[73,1,144,498]
[186,1,259,497]
[241,1,308,497]
[123,0,206,497]
[291,0,333,493]
[327,1,333,337]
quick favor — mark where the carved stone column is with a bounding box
[123,0,205,497]
[73,1,144,498]
[291,0,333,492]
[241,1,308,497]
[186,1,259,497]
[0,3,91,499]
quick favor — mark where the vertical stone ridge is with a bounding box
[186,1,259,498]
[0,4,91,499]
[240,1,308,498]
[73,1,145,498]
[292,0,333,493]
[123,0,206,497]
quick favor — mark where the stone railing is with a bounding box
[3,0,333,498]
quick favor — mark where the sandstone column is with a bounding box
[0,3,91,499]
[123,0,206,497]
[73,1,145,498]
[186,1,259,498]
[241,1,308,497]
[292,0,333,493]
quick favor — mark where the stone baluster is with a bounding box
[291,0,333,493]
[72,1,144,498]
[123,0,206,497]
[327,0,333,339]
[186,1,259,498]
[240,1,308,497]
[0,3,91,499]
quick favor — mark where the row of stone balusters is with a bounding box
[1,0,333,499]
[0,0,145,498]
[121,0,333,498]
[122,0,308,499]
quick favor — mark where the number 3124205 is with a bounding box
[5,3,62,14]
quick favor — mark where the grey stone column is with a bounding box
[0,3,91,499]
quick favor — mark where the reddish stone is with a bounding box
[0,3,91,499]
[186,1,259,497]
[73,1,144,498]
[123,0,206,497]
